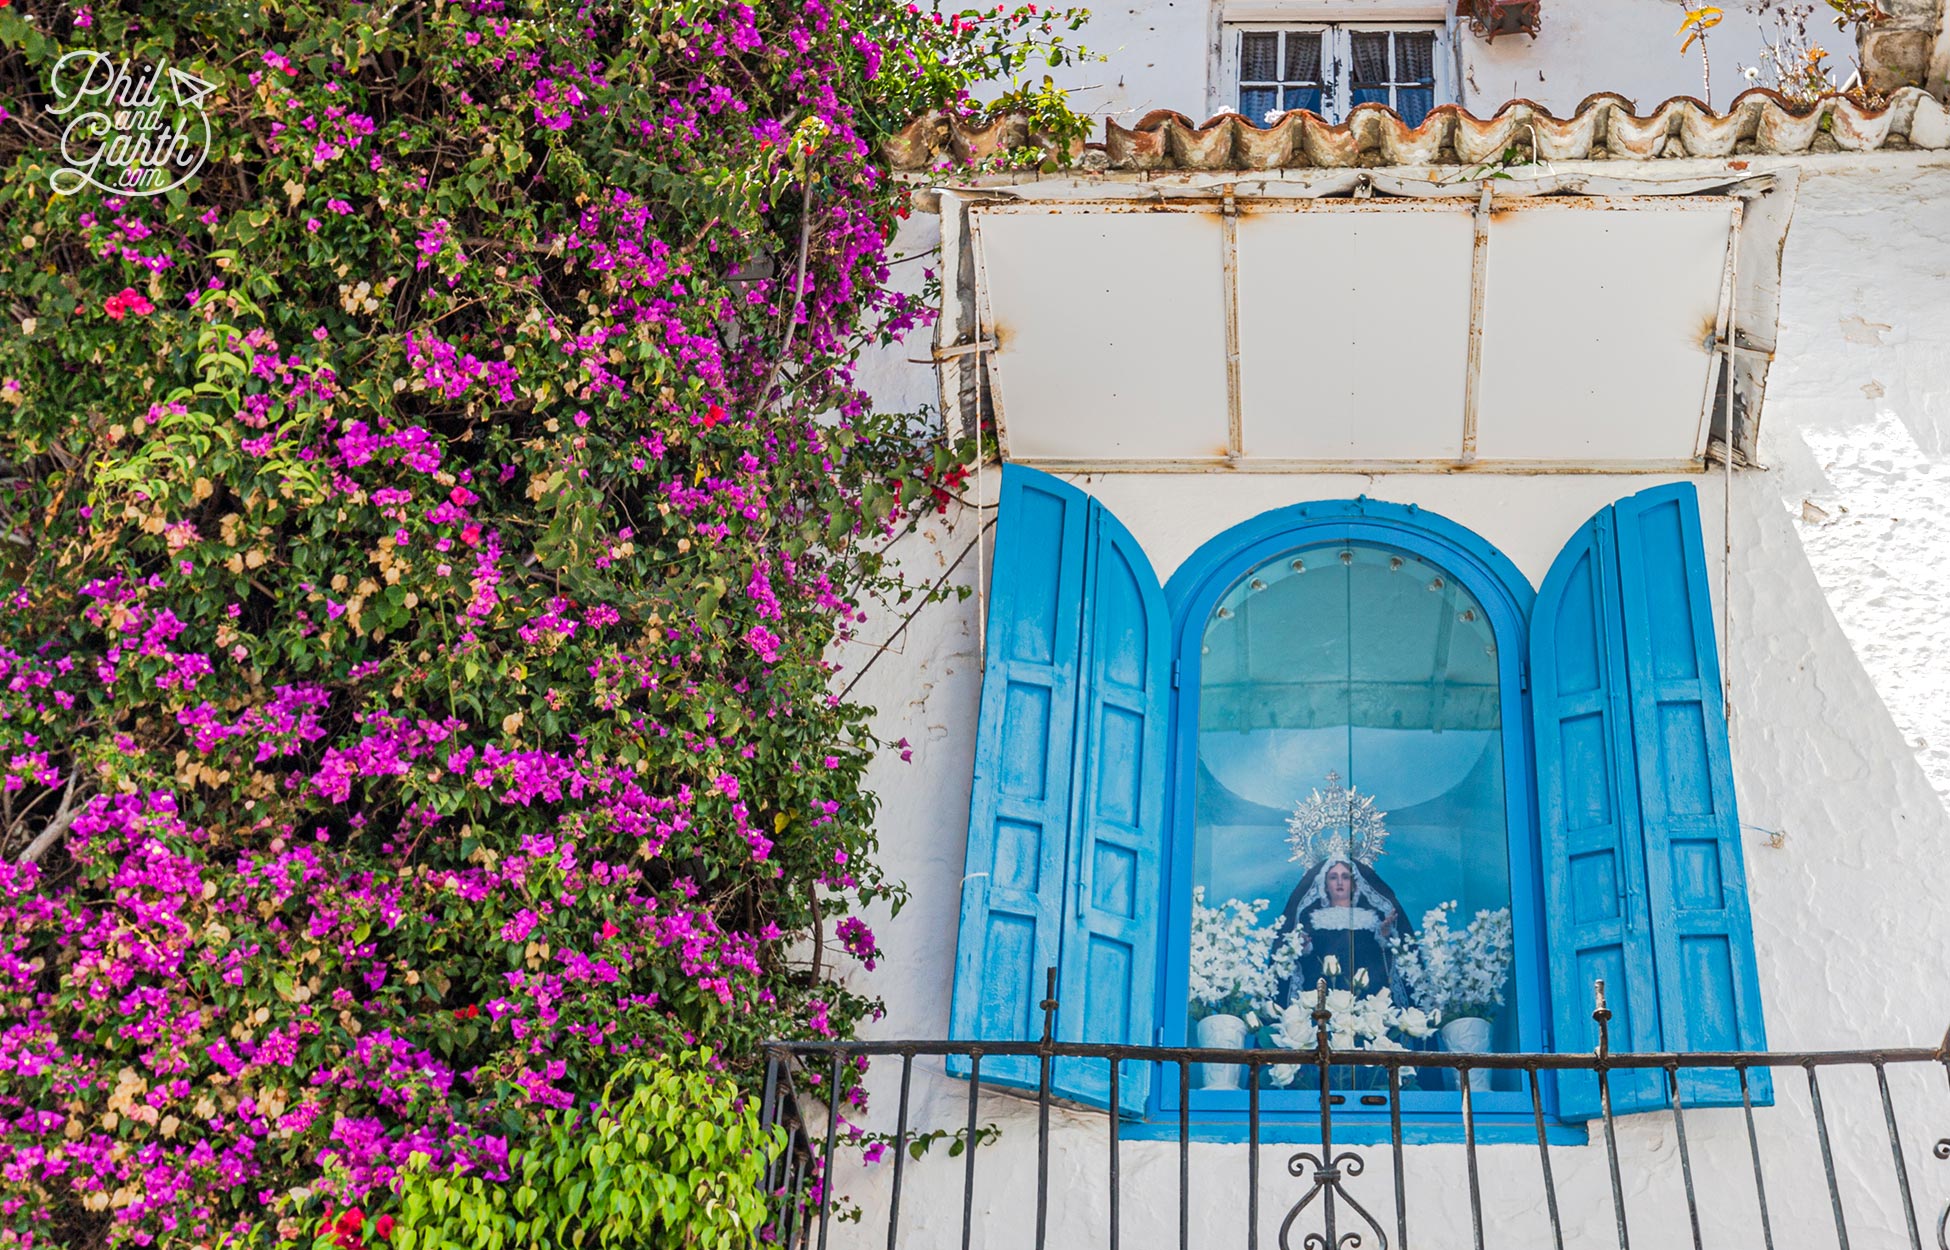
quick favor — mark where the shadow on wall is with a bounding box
[827,498,998,1038]
[1734,460,1950,1052]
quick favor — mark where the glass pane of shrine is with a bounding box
[1187,540,1524,1097]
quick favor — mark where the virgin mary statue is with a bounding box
[1272,773,1414,1009]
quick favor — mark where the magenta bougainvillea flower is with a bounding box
[0,0,1092,1241]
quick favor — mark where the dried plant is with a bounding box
[1739,0,1891,108]
[1677,2,1727,105]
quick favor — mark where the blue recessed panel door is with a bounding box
[1611,484,1771,1109]
[1054,500,1169,1116]
[948,466,1091,1093]
[1532,507,1668,1120]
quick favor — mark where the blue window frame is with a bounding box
[1156,501,1548,1138]
[947,467,1769,1143]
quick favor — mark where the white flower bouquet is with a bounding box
[1264,984,1438,1088]
[1187,887,1306,1024]
[1388,902,1514,1021]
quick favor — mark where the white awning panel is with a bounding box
[968,192,1743,472]
[976,212,1231,461]
[1235,205,1475,461]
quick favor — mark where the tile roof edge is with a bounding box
[884,87,1950,171]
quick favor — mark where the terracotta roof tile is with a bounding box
[885,88,1950,172]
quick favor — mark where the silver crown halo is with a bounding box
[1286,771,1390,870]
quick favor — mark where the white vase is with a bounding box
[1439,1016,1495,1093]
[1194,1013,1251,1089]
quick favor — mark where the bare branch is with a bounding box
[757,183,818,415]
[18,773,85,866]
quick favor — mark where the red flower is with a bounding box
[600,920,619,940]
[453,1004,479,1020]
[374,1215,395,1241]
[460,524,481,547]
[102,288,154,321]
[698,403,727,429]
[336,1208,365,1234]
[928,463,971,514]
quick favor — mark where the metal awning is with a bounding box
[933,174,1789,473]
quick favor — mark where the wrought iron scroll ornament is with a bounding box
[1279,978,1392,1250]
[1936,1138,1949,1250]
[1281,1149,1388,1250]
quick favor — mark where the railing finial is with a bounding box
[1592,978,1613,1060]
[1039,966,1058,1047]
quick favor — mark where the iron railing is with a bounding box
[758,972,1950,1250]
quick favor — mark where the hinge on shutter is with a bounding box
[1171,660,1181,689]
[1519,657,1530,694]
[1155,1025,1166,1046]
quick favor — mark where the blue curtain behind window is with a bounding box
[1282,86,1323,114]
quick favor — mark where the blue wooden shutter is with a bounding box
[948,467,1090,1094]
[948,467,1169,1113]
[1052,500,1168,1116]
[1611,484,1771,1109]
[1532,508,1668,1120]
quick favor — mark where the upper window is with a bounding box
[1229,24,1448,127]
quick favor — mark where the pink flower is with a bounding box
[103,287,154,319]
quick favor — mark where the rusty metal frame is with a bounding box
[1459,181,1493,464]
[1221,185,1246,465]
[1696,202,1746,463]
[967,206,1007,465]
[964,190,1744,475]
[996,456,1711,474]
[933,190,974,444]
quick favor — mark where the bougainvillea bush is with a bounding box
[0,0,1086,1243]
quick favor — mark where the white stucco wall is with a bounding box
[1456,0,1770,117]
[1051,0,1777,126]
[830,20,1950,1237]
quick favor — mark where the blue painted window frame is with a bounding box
[1152,498,1559,1142]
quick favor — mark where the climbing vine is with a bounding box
[0,0,1086,1242]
